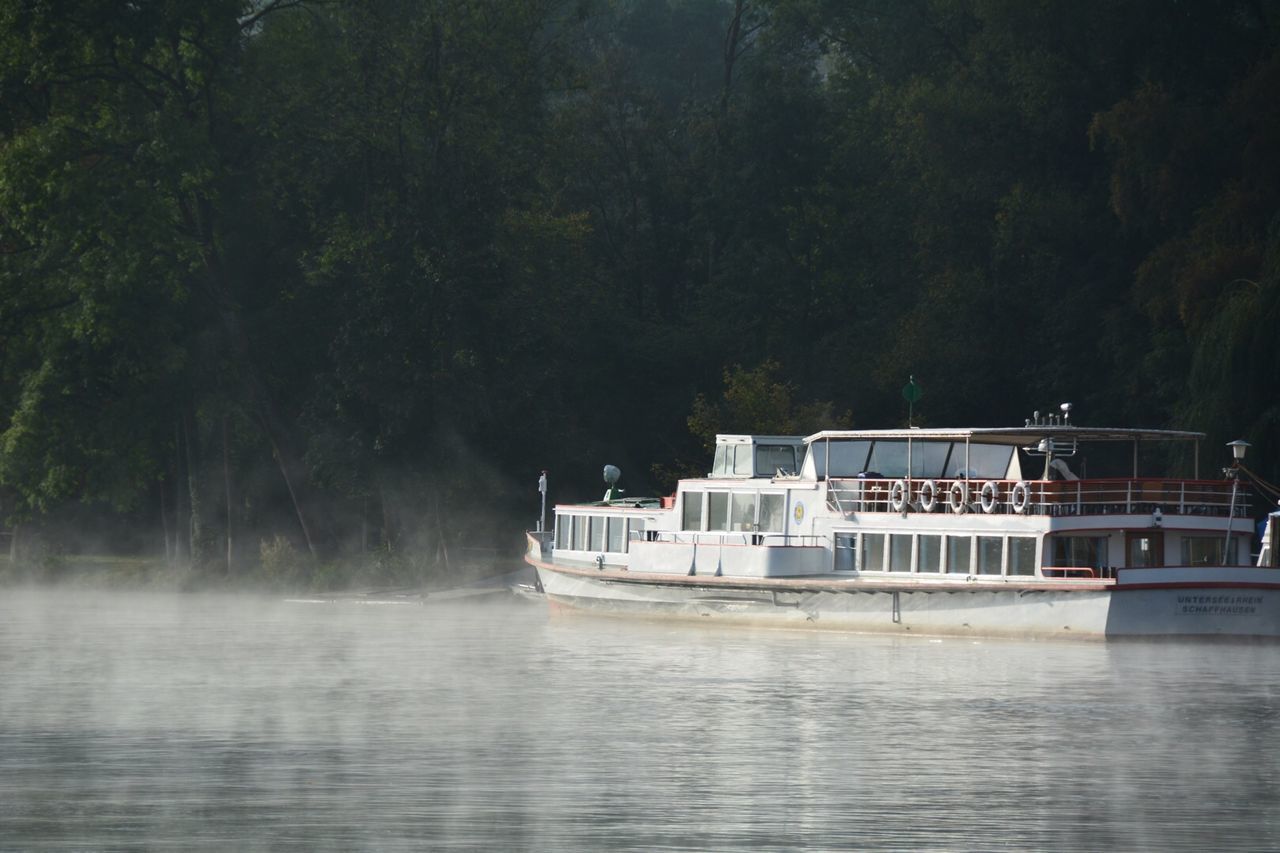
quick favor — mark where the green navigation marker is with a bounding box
[903,375,922,427]
[902,377,922,404]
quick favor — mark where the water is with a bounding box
[1,588,1278,851]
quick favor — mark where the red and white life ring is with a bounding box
[980,480,1000,514]
[947,481,969,514]
[1010,480,1032,514]
[918,479,939,513]
[889,479,909,513]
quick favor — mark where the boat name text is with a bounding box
[1176,594,1261,616]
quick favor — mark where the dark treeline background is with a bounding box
[1,0,1277,584]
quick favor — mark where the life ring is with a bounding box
[889,479,908,513]
[947,481,969,514]
[918,479,938,513]
[980,480,1000,514]
[1010,480,1031,514]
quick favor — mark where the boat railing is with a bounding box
[1041,565,1101,579]
[826,477,1248,518]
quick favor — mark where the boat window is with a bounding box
[834,533,856,571]
[708,491,730,531]
[589,517,605,552]
[756,444,797,476]
[731,493,756,531]
[1008,537,1036,576]
[952,443,1016,479]
[606,517,624,552]
[825,440,872,478]
[977,536,1003,574]
[1127,534,1160,567]
[947,535,972,573]
[867,441,908,477]
[681,494,704,531]
[1051,536,1108,571]
[918,535,942,572]
[713,444,730,476]
[759,494,784,533]
[861,533,886,571]
[733,446,753,476]
[889,534,912,571]
[1181,537,1238,566]
[573,515,588,550]
[910,441,953,478]
[555,516,571,550]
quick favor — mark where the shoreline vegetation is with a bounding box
[2,2,1277,586]
[0,546,519,595]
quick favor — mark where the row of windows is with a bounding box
[1050,535,1237,569]
[557,511,1241,568]
[681,491,786,533]
[835,532,1038,576]
[554,515,646,554]
[806,440,1017,480]
[837,532,1241,575]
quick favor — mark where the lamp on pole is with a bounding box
[1224,441,1250,564]
[538,470,548,534]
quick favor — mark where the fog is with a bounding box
[3,588,1278,851]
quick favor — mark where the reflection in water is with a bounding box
[1,588,1278,851]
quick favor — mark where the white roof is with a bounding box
[715,434,806,445]
[804,426,1206,446]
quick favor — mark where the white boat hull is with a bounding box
[528,556,1280,640]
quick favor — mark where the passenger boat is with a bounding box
[525,406,1280,638]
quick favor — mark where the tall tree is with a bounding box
[0,0,324,557]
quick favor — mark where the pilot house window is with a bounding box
[756,445,798,476]
[682,494,704,531]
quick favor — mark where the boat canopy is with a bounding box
[800,426,1206,481]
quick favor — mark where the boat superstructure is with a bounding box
[526,412,1280,638]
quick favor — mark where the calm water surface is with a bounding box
[2,587,1278,851]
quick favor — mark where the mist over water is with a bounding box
[2,588,1278,851]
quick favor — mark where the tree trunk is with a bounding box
[379,480,395,550]
[361,495,369,553]
[183,410,205,563]
[223,413,233,575]
[182,194,325,560]
[174,420,188,563]
[159,480,172,563]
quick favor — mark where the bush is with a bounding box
[258,535,309,589]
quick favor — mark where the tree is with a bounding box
[0,0,324,562]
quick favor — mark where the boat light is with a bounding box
[1227,440,1251,462]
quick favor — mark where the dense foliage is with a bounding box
[1,0,1277,579]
